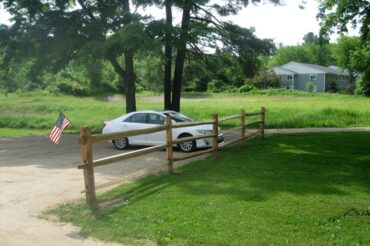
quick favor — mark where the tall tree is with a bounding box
[318,0,370,42]
[303,32,319,44]
[162,0,281,112]
[269,42,336,67]
[317,0,370,95]
[333,35,362,83]
[163,0,173,109]
[351,45,370,96]
[0,0,151,112]
[220,24,275,78]
[170,0,192,112]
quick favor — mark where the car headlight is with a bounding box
[196,129,213,135]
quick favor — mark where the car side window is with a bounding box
[124,113,147,123]
[147,113,165,125]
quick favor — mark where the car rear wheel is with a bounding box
[177,134,196,152]
[113,138,129,150]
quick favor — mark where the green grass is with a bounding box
[0,128,49,137]
[1,92,370,135]
[50,132,370,245]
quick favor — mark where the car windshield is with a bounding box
[163,112,193,122]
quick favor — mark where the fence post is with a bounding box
[165,116,174,174]
[212,114,219,160]
[260,107,265,139]
[240,109,246,146]
[80,126,96,204]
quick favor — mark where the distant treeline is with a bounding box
[1,34,368,96]
[1,0,369,114]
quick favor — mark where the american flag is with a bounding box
[49,113,71,144]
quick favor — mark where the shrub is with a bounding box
[344,83,355,95]
[136,84,144,93]
[328,81,338,93]
[238,84,257,93]
[244,88,312,96]
[195,77,209,92]
[355,73,370,96]
[247,71,282,89]
[46,84,60,95]
[57,81,89,96]
[306,82,315,93]
[207,80,227,93]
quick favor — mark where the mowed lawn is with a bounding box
[51,132,370,245]
[1,92,370,136]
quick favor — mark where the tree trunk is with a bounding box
[171,0,191,112]
[122,0,136,113]
[124,51,136,113]
[164,0,173,110]
[108,56,136,113]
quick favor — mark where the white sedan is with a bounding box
[102,110,224,152]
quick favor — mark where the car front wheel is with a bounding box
[113,138,129,150]
[177,134,196,152]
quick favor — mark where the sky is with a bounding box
[0,0,360,46]
[228,0,322,45]
[226,0,359,45]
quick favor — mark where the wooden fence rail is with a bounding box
[78,107,266,204]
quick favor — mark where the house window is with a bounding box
[287,75,293,81]
[309,74,317,81]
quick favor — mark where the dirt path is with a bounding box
[1,127,369,245]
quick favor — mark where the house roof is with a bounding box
[282,62,328,74]
[272,67,296,75]
[328,65,350,75]
[275,61,348,75]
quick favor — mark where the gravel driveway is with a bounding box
[0,132,225,246]
[1,127,369,245]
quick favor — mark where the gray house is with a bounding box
[272,62,350,92]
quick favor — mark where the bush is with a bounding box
[244,88,312,96]
[207,80,227,93]
[355,73,370,96]
[247,71,282,89]
[238,84,257,93]
[136,84,144,93]
[328,81,338,93]
[195,77,209,92]
[57,81,89,96]
[306,82,315,93]
[223,88,312,96]
[344,83,355,95]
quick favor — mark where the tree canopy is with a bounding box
[1,0,152,112]
[158,0,282,111]
[318,0,370,42]
[333,35,362,82]
[1,0,283,112]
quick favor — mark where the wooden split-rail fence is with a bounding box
[78,107,266,204]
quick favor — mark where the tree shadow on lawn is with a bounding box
[176,132,370,201]
[94,132,370,211]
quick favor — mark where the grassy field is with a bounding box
[49,132,370,245]
[1,91,370,136]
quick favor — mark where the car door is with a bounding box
[122,113,148,145]
[145,113,166,145]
